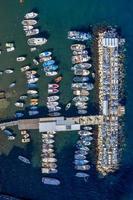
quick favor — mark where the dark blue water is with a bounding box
[0,0,132,199]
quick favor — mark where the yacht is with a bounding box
[39,51,52,58]
[4,69,14,74]
[71,44,86,51]
[14,102,24,108]
[68,31,91,41]
[27,38,47,46]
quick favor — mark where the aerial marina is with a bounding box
[0,0,129,198]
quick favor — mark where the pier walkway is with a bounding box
[0,115,104,131]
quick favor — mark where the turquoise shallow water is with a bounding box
[0,0,132,200]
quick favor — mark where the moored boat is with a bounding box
[23,25,33,30]
[54,76,63,83]
[73,76,89,82]
[16,56,26,62]
[21,65,30,72]
[22,19,37,26]
[25,28,39,36]
[24,12,38,19]
[73,96,89,102]
[18,156,30,164]
[68,31,91,41]
[47,95,59,102]
[42,177,60,186]
[43,60,55,66]
[27,38,47,46]
[14,102,24,108]
[71,44,86,51]
[65,103,71,111]
[4,69,14,74]
[48,84,59,89]
[46,71,57,77]
[75,172,90,178]
[48,88,59,94]
[39,51,52,57]
[74,69,90,76]
[75,165,90,171]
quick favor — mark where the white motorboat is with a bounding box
[24,12,38,19]
[65,103,71,111]
[47,102,59,107]
[25,28,39,36]
[4,69,14,74]
[48,88,59,94]
[42,177,60,186]
[78,131,93,136]
[27,90,38,94]
[47,96,59,102]
[28,77,39,83]
[7,47,15,52]
[48,84,59,89]
[83,126,92,131]
[16,56,26,62]
[45,71,57,77]
[75,165,90,171]
[73,96,89,102]
[21,65,30,72]
[42,158,57,163]
[22,19,37,26]
[14,102,24,108]
[27,38,47,46]
[23,25,33,31]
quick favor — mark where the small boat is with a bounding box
[39,51,52,58]
[25,29,39,36]
[73,77,89,82]
[14,102,24,108]
[39,56,52,62]
[4,69,14,74]
[80,135,93,141]
[27,90,38,94]
[47,96,59,102]
[47,102,59,107]
[30,106,38,110]
[49,106,61,112]
[42,144,54,149]
[21,65,30,72]
[46,71,58,77]
[5,43,14,48]
[73,96,89,102]
[19,95,28,100]
[74,159,89,165]
[27,38,47,46]
[27,83,37,89]
[48,112,61,117]
[48,84,59,89]
[42,177,60,186]
[74,69,90,76]
[83,126,92,131]
[72,55,90,64]
[26,70,37,75]
[71,44,86,51]
[42,158,57,163]
[24,12,38,19]
[78,131,93,136]
[23,25,33,31]
[75,150,88,156]
[65,103,71,111]
[74,154,86,160]
[48,88,59,94]
[43,60,55,66]
[42,148,54,153]
[73,50,88,55]
[73,89,89,96]
[7,47,15,52]
[9,82,16,88]
[73,63,92,69]
[15,112,24,118]
[68,31,91,41]
[33,59,39,65]
[18,156,30,164]
[3,129,13,136]
[75,165,90,171]
[16,56,26,62]
[72,83,93,90]
[30,47,37,52]
[28,110,39,116]
[75,172,90,178]
[54,76,63,83]
[22,19,37,26]
[0,71,3,75]
[78,110,87,115]
[44,65,58,72]
[42,139,54,144]
[28,77,39,83]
